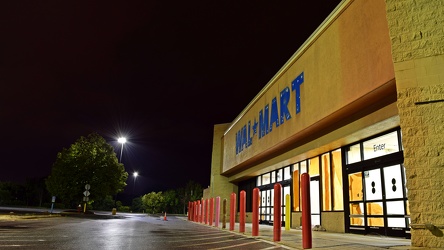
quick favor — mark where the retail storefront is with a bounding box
[206,0,444,247]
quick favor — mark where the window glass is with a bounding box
[276,169,283,182]
[364,169,382,200]
[346,144,361,164]
[388,217,406,228]
[262,173,270,185]
[300,161,307,174]
[257,176,262,186]
[349,173,363,201]
[292,166,300,211]
[309,157,319,177]
[332,149,344,210]
[366,202,384,215]
[363,131,399,160]
[321,153,331,211]
[367,217,384,227]
[350,203,364,226]
[283,167,291,180]
[386,201,405,215]
[271,171,276,183]
[383,165,404,199]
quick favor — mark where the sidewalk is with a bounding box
[185,219,438,250]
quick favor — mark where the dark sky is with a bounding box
[1,1,342,196]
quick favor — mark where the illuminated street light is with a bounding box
[118,137,126,163]
[133,171,138,194]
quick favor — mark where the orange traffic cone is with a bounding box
[164,212,167,221]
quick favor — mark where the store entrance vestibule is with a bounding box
[344,129,409,238]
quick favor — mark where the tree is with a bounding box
[45,133,128,208]
[131,197,143,213]
[163,189,180,213]
[141,191,164,214]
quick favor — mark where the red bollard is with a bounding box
[230,193,236,231]
[194,201,198,222]
[200,199,204,223]
[222,198,227,229]
[198,200,202,223]
[209,198,214,226]
[215,197,221,228]
[252,188,259,236]
[203,199,207,224]
[239,190,246,233]
[206,199,209,224]
[273,183,282,242]
[301,173,312,249]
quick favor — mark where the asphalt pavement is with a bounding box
[0,207,439,250]
[179,217,439,250]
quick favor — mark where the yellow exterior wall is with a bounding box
[208,0,444,247]
[385,0,444,247]
[222,0,396,175]
[209,124,238,222]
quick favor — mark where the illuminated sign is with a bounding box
[236,72,304,154]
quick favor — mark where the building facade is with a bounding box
[207,0,444,248]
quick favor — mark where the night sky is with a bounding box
[1,1,342,196]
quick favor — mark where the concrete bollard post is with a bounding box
[199,199,203,223]
[274,183,282,242]
[194,201,198,222]
[215,197,220,228]
[240,190,246,233]
[230,193,236,231]
[209,198,214,226]
[202,199,206,224]
[285,194,291,231]
[222,198,227,229]
[252,188,259,236]
[206,199,209,225]
[301,173,312,249]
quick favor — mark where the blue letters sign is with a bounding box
[235,72,304,154]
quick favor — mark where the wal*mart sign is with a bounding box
[235,72,304,155]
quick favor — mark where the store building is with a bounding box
[206,0,444,248]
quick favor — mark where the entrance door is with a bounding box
[347,164,409,237]
[310,177,321,226]
[260,189,274,225]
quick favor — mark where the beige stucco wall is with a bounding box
[322,212,345,233]
[209,124,238,222]
[385,0,444,247]
[222,0,396,175]
[208,1,443,247]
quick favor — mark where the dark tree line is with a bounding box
[0,133,204,213]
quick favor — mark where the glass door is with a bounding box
[347,164,409,237]
[259,189,274,225]
[310,177,321,226]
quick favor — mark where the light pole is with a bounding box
[115,137,127,209]
[118,137,126,163]
[133,171,138,194]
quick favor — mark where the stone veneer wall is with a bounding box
[385,0,444,247]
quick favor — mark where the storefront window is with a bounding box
[276,169,282,182]
[271,171,276,183]
[262,173,270,185]
[309,157,319,177]
[300,161,307,174]
[363,131,399,160]
[332,149,344,210]
[283,166,291,180]
[292,164,300,211]
[346,144,361,164]
[321,153,331,211]
[257,176,262,186]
